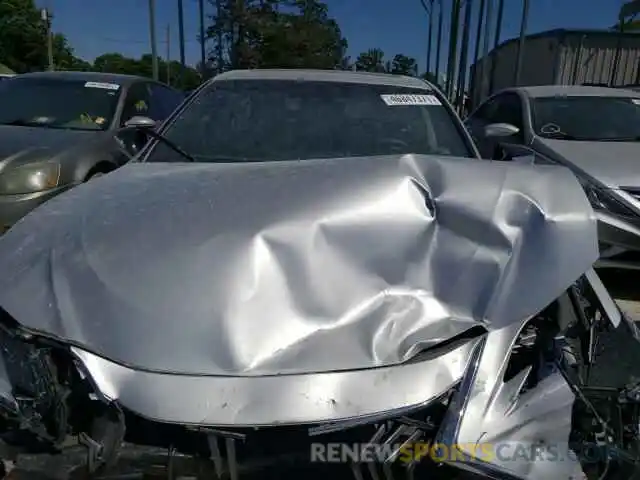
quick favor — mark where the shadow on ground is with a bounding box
[599,270,640,302]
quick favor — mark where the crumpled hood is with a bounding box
[535,137,640,188]
[0,155,598,376]
[0,124,98,171]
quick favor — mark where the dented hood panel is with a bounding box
[0,155,598,376]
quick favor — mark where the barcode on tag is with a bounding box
[380,94,441,106]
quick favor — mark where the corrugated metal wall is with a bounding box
[556,34,640,86]
[470,37,558,107]
[469,31,640,109]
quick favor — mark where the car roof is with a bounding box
[15,70,155,87]
[503,85,640,99]
[212,69,436,90]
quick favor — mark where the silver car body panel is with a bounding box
[436,268,617,479]
[529,138,640,268]
[0,154,603,479]
[537,138,640,189]
[71,336,481,426]
[0,155,597,377]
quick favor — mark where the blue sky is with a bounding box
[41,0,624,73]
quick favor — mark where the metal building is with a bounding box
[469,28,640,108]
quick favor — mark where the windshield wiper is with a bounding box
[0,119,52,127]
[595,136,640,142]
[126,126,196,162]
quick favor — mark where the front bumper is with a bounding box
[0,185,72,234]
[0,330,482,479]
[595,210,640,269]
[70,338,479,426]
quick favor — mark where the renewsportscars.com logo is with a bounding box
[310,442,610,464]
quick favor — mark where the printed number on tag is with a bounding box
[84,81,120,91]
[380,94,441,106]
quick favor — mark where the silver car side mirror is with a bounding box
[484,122,520,138]
[124,116,157,128]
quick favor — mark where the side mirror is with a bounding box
[124,116,157,128]
[484,122,520,138]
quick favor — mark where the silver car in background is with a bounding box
[466,85,640,270]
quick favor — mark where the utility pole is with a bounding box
[446,0,462,100]
[471,0,486,108]
[215,0,223,72]
[493,0,505,49]
[148,0,159,81]
[166,24,171,85]
[456,0,474,114]
[435,0,444,88]
[419,0,435,77]
[513,0,530,85]
[41,8,54,71]
[488,0,505,92]
[178,0,186,67]
[426,0,434,75]
[198,0,206,77]
[480,0,494,100]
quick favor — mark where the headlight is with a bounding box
[583,183,637,217]
[0,162,60,195]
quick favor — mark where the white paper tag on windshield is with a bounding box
[380,94,441,106]
[84,81,120,91]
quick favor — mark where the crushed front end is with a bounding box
[0,310,486,479]
[0,154,624,479]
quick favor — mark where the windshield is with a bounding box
[0,77,121,131]
[532,95,640,141]
[144,79,473,163]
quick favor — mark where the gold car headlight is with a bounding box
[0,162,61,195]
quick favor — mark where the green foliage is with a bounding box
[390,54,418,76]
[0,0,429,89]
[0,0,49,73]
[355,48,386,73]
[0,0,201,88]
[205,0,348,72]
[93,53,202,90]
[354,49,420,77]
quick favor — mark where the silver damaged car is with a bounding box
[0,70,638,479]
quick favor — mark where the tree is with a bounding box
[52,33,91,71]
[354,50,419,75]
[93,53,141,75]
[93,52,202,90]
[206,0,347,72]
[0,0,88,73]
[355,48,386,72]
[389,54,417,76]
[614,0,640,29]
[0,0,49,72]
